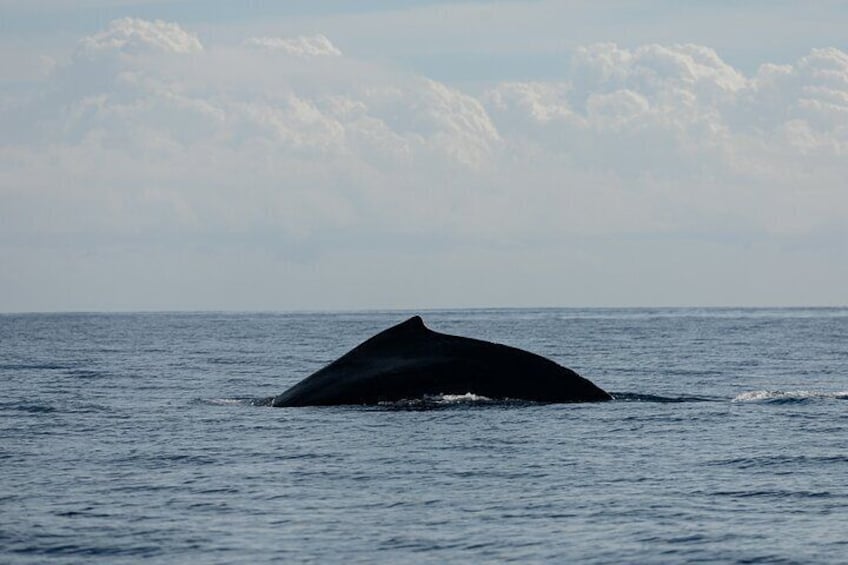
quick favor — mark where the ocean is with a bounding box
[1,308,846,563]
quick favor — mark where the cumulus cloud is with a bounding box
[1,19,847,309]
[1,19,510,246]
[573,43,746,100]
[243,34,342,57]
[486,43,847,175]
[77,17,203,56]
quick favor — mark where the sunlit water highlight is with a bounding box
[1,308,846,563]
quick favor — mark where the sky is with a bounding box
[1,1,846,312]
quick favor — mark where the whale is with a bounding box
[271,316,611,406]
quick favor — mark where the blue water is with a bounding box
[2,308,847,563]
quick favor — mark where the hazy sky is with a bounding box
[1,1,846,311]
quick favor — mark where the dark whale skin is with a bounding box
[271,316,611,406]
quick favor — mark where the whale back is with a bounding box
[272,316,611,406]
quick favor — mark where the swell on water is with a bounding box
[609,392,717,403]
[196,397,263,406]
[198,390,848,409]
[731,390,848,403]
[601,391,848,404]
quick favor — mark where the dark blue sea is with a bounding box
[2,308,847,563]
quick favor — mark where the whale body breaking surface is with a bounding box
[271,316,611,406]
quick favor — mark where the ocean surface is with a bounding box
[1,308,847,563]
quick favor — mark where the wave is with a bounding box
[732,390,848,403]
[708,454,848,469]
[378,393,511,410]
[610,392,717,403]
[612,390,848,404]
[0,401,57,413]
[200,394,511,409]
[429,392,492,403]
[196,397,264,406]
[202,390,848,409]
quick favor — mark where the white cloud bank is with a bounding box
[1,18,846,310]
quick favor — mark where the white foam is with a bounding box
[435,393,493,403]
[732,390,848,402]
[381,392,496,407]
[203,398,252,406]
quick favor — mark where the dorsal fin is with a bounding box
[398,315,426,330]
[347,315,429,354]
[373,315,427,340]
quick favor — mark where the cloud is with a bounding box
[76,17,203,56]
[1,19,847,309]
[243,34,342,57]
[485,43,847,179]
[1,20,508,245]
